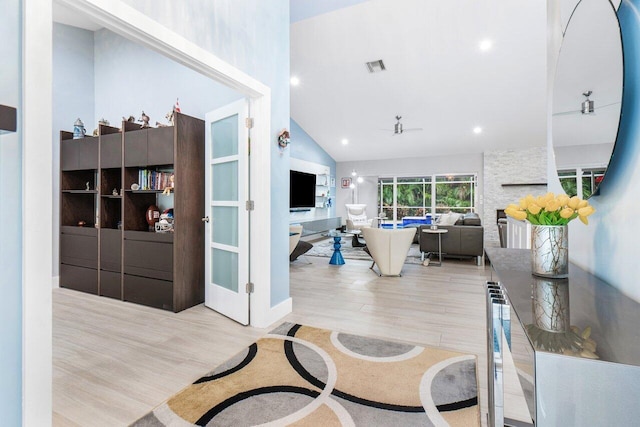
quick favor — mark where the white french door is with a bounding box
[204,99,250,325]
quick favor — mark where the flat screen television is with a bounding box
[290,170,316,209]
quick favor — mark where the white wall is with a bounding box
[336,153,483,224]
[483,146,548,245]
[554,142,613,169]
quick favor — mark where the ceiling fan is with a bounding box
[553,90,621,117]
[381,116,423,135]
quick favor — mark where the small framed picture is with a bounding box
[341,177,352,189]
[330,177,336,187]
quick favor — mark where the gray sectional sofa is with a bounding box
[419,212,484,265]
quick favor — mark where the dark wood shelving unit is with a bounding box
[59,113,205,312]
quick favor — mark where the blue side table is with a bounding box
[323,232,352,265]
[329,236,345,265]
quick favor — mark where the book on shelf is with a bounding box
[137,168,174,191]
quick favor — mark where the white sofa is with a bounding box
[361,227,416,276]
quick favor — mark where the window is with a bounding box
[558,168,605,198]
[378,174,476,223]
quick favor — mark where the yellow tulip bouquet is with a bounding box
[504,193,595,225]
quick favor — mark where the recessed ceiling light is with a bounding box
[290,76,300,86]
[473,127,483,134]
[479,39,493,51]
[341,138,349,145]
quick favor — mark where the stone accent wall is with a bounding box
[483,146,548,245]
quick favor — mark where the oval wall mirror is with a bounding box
[552,0,623,198]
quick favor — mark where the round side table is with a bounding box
[421,228,448,266]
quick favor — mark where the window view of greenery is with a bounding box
[378,174,475,222]
[558,168,605,199]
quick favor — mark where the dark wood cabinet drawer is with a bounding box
[100,270,121,299]
[100,229,121,272]
[124,129,148,167]
[147,127,174,165]
[123,274,173,311]
[77,138,99,169]
[100,133,122,168]
[60,232,98,268]
[60,264,98,295]
[61,139,78,171]
[61,137,99,170]
[123,239,173,281]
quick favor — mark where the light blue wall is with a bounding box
[290,118,337,217]
[569,0,640,302]
[290,0,371,22]
[52,2,291,307]
[93,29,243,128]
[118,0,291,307]
[53,23,96,276]
[0,0,22,423]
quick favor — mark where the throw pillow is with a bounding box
[438,212,462,225]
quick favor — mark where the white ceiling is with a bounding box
[290,0,548,162]
[54,0,550,163]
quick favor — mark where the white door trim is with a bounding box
[27,0,282,424]
[23,1,53,425]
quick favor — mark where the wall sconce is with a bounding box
[0,104,17,134]
[581,91,594,114]
[278,128,290,149]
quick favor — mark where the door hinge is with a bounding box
[246,282,254,293]
[245,117,254,129]
[246,200,254,211]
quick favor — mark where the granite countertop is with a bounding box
[485,247,640,366]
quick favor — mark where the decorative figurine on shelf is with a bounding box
[93,118,110,136]
[162,173,175,196]
[145,204,160,231]
[159,99,180,127]
[138,111,151,128]
[73,118,86,139]
[85,181,90,191]
[278,128,290,149]
[112,188,118,196]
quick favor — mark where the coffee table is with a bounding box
[346,229,366,247]
[421,228,448,266]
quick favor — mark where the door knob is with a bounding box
[201,216,210,222]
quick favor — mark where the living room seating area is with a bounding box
[419,212,484,266]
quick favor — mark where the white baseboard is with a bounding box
[52,275,60,289]
[252,297,292,328]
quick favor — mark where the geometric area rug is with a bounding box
[131,323,480,426]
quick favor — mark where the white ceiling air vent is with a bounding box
[366,59,386,73]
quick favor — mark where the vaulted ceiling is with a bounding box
[290,0,548,162]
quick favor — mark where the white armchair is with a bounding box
[345,204,374,231]
[361,227,417,276]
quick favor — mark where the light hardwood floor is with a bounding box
[53,255,502,426]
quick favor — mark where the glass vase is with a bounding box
[531,224,568,278]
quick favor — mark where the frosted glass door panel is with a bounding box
[212,206,238,246]
[205,99,249,325]
[211,115,238,159]
[212,249,238,292]
[212,161,238,201]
